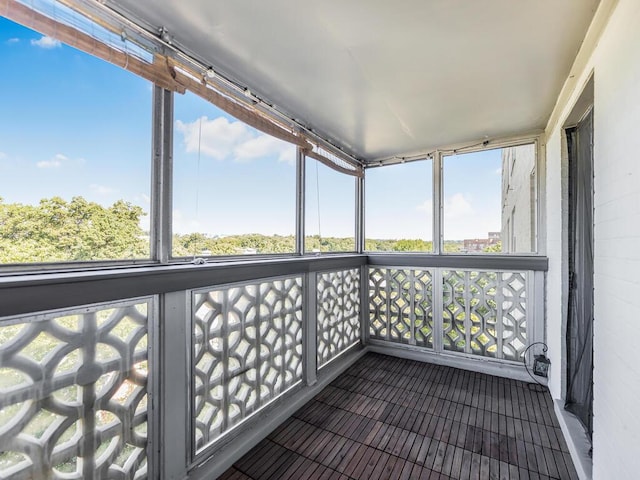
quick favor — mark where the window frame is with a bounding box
[0,29,156,273]
[438,138,541,255]
[363,157,435,253]
[168,92,301,261]
[301,154,359,255]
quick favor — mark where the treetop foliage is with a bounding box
[0,196,147,263]
[1,196,495,263]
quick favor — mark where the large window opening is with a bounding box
[0,18,152,265]
[365,159,433,252]
[172,92,297,258]
[304,157,356,253]
[443,143,537,254]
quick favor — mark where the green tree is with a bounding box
[483,241,502,253]
[0,196,148,263]
[392,239,433,252]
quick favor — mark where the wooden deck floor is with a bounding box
[219,353,578,480]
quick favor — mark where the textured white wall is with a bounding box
[545,131,566,399]
[501,144,536,253]
[545,1,640,478]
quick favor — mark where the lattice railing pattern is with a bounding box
[0,300,151,480]
[500,272,528,361]
[369,268,529,362]
[317,268,361,367]
[369,268,434,348]
[443,270,527,361]
[192,276,303,454]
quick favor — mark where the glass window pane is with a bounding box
[0,18,151,264]
[172,91,296,257]
[305,158,355,252]
[365,160,433,252]
[443,144,536,253]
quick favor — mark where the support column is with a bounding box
[356,174,365,253]
[433,151,443,254]
[150,86,173,263]
[160,291,189,478]
[303,272,318,385]
[296,147,306,255]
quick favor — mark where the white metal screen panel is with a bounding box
[192,276,303,454]
[369,267,528,362]
[0,299,152,479]
[442,270,527,361]
[369,268,434,348]
[316,268,361,367]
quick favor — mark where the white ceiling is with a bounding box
[110,0,600,161]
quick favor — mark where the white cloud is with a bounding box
[234,134,296,165]
[6,38,20,45]
[135,193,151,205]
[0,152,7,160]
[31,36,61,49]
[176,116,295,165]
[37,153,68,169]
[90,184,117,195]
[36,159,61,168]
[495,167,502,175]
[416,199,432,213]
[443,192,501,240]
[176,116,252,160]
[446,193,474,219]
[36,153,87,169]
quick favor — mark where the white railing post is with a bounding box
[496,271,505,360]
[160,291,190,479]
[150,86,173,264]
[360,264,369,345]
[303,272,318,386]
[529,270,546,361]
[432,268,444,353]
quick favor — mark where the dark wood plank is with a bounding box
[440,443,456,476]
[431,441,449,473]
[423,436,440,469]
[459,449,473,480]
[399,431,419,459]
[217,467,252,480]
[450,446,465,479]
[219,353,579,480]
[341,443,369,478]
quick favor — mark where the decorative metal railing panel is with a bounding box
[317,268,361,367]
[369,267,529,362]
[0,299,152,480]
[192,276,303,455]
[443,270,527,361]
[369,268,434,348]
[499,272,528,361]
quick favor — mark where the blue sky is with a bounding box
[0,16,503,242]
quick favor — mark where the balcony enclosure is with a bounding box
[2,0,640,479]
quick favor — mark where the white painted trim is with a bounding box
[554,400,592,480]
[367,342,540,384]
[160,291,190,480]
[370,131,543,166]
[545,0,619,138]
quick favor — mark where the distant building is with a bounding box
[463,233,500,253]
[501,145,537,253]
